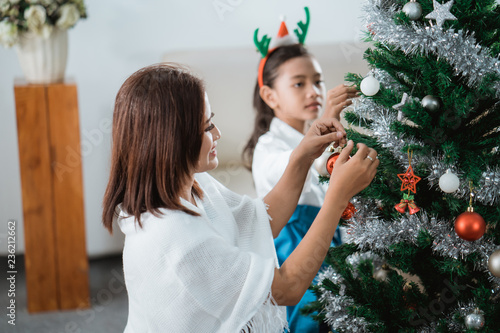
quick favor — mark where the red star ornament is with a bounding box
[397,165,421,193]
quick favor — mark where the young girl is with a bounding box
[102,63,378,333]
[243,19,358,332]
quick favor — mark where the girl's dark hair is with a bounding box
[102,63,205,232]
[242,44,310,170]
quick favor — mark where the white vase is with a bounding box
[15,28,68,84]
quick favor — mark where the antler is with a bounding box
[253,28,271,58]
[294,7,310,44]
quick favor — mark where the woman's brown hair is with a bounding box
[102,63,205,232]
[242,44,310,170]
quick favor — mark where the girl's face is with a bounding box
[268,55,325,132]
[195,93,221,173]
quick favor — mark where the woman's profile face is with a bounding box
[195,93,221,173]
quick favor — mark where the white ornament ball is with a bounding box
[402,1,422,20]
[488,249,500,278]
[314,151,332,177]
[465,309,485,330]
[438,170,460,193]
[360,75,380,96]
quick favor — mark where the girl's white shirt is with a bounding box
[117,172,287,333]
[252,117,329,206]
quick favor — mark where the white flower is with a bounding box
[40,0,54,5]
[0,2,10,14]
[24,5,47,34]
[9,0,21,5]
[0,20,19,48]
[46,2,57,15]
[8,7,19,17]
[56,3,80,29]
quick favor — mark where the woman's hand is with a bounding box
[292,118,347,165]
[326,140,379,205]
[321,84,359,120]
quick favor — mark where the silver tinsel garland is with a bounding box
[345,200,500,285]
[365,0,500,96]
[349,72,500,205]
[345,251,385,278]
[316,267,375,332]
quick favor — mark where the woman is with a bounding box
[102,63,378,332]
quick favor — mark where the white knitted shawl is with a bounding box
[117,172,288,332]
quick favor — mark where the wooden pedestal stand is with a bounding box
[14,80,90,313]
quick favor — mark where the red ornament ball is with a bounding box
[326,153,351,175]
[341,202,357,220]
[454,211,486,241]
[326,153,340,175]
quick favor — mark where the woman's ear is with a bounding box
[260,85,278,110]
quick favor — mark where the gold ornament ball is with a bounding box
[488,249,500,278]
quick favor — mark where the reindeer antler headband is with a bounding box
[254,7,311,88]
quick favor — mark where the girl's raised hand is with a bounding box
[327,140,379,204]
[321,84,359,120]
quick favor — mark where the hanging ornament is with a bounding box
[314,146,335,177]
[394,193,420,214]
[314,144,350,177]
[326,153,341,175]
[397,166,421,193]
[392,92,409,121]
[421,95,441,112]
[439,169,460,193]
[373,264,390,282]
[455,209,486,241]
[402,0,422,21]
[395,149,421,214]
[488,249,500,277]
[341,202,357,220]
[465,308,485,331]
[360,75,380,96]
[454,182,486,241]
[327,150,352,175]
[425,0,457,29]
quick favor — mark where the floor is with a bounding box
[0,255,128,333]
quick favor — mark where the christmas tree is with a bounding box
[309,0,500,331]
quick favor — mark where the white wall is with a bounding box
[0,0,365,257]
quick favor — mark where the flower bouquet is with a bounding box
[0,0,87,48]
[1,0,87,83]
